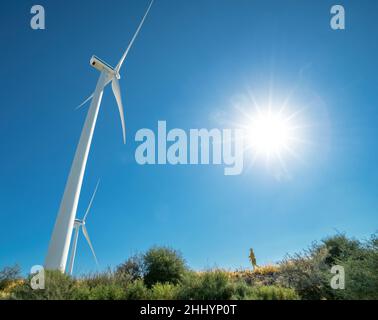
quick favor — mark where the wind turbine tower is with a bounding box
[45,0,154,272]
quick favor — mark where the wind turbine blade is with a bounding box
[111,78,126,144]
[82,225,99,266]
[115,0,154,72]
[76,93,94,110]
[83,179,100,222]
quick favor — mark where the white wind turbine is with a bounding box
[68,180,100,275]
[45,0,154,273]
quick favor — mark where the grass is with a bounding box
[1,233,377,300]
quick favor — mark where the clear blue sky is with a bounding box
[0,0,377,275]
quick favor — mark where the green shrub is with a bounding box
[124,279,149,300]
[230,280,252,300]
[321,234,361,266]
[143,247,187,288]
[87,284,125,300]
[278,233,378,300]
[71,275,127,300]
[176,271,201,299]
[116,254,144,283]
[331,233,378,300]
[81,270,118,289]
[178,270,234,300]
[245,286,299,300]
[70,283,91,300]
[10,270,76,300]
[149,283,179,300]
[278,247,331,300]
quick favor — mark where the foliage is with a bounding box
[143,247,187,288]
[177,270,234,300]
[10,270,76,300]
[81,269,118,288]
[0,265,21,291]
[2,233,377,300]
[115,254,144,283]
[245,285,299,300]
[149,282,179,300]
[124,279,149,300]
[278,246,331,300]
[84,283,125,300]
[278,233,378,300]
[331,233,378,300]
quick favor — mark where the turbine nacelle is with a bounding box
[86,55,126,144]
[74,218,84,226]
[90,55,116,75]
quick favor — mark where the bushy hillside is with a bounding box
[1,233,377,300]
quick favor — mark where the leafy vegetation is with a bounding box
[0,265,21,291]
[143,247,187,287]
[1,233,377,300]
[277,233,378,300]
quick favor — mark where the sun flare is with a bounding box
[246,110,294,158]
[230,86,312,177]
[235,101,306,177]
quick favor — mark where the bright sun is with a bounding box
[231,87,310,177]
[246,110,294,158]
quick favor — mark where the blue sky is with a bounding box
[0,0,377,275]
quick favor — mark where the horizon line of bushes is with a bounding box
[1,232,377,300]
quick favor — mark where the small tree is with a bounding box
[0,265,21,291]
[116,254,144,283]
[143,247,187,288]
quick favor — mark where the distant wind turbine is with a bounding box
[67,180,100,275]
[45,0,154,273]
